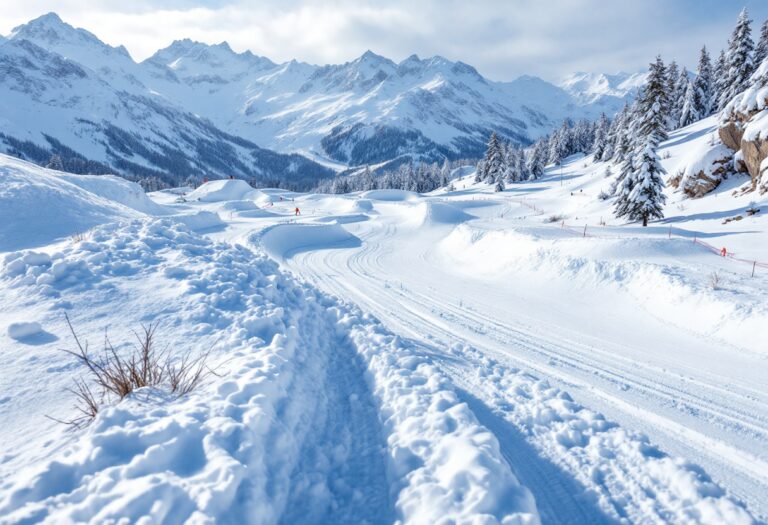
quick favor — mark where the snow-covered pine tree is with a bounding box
[494,177,505,192]
[755,18,768,67]
[714,49,727,106]
[679,79,700,127]
[504,144,518,181]
[637,56,670,143]
[474,159,485,183]
[527,140,546,180]
[718,8,755,111]
[481,132,505,184]
[548,121,572,165]
[666,61,680,115]
[592,114,610,161]
[694,46,715,117]
[516,148,530,181]
[670,67,689,129]
[361,165,375,190]
[439,159,450,187]
[614,56,669,225]
[614,136,667,226]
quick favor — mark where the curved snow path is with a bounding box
[273,207,766,523]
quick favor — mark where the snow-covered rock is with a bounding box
[719,58,768,193]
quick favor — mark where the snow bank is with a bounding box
[361,189,421,201]
[0,219,541,524]
[56,173,170,215]
[186,179,257,202]
[258,223,361,260]
[0,155,144,251]
[439,225,768,353]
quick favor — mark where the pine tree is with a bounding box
[694,46,715,117]
[755,19,768,66]
[718,8,755,110]
[439,159,450,187]
[670,67,689,129]
[527,140,546,180]
[516,148,530,181]
[714,50,727,108]
[614,136,667,226]
[592,114,610,161]
[666,61,679,115]
[614,57,669,225]
[494,178,505,192]
[637,57,670,143]
[679,79,700,127]
[481,132,505,184]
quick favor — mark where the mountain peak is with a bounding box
[10,12,131,60]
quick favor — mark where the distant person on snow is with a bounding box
[295,207,300,216]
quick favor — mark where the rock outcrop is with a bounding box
[718,64,768,194]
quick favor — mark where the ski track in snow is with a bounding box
[280,219,761,524]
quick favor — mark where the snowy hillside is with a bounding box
[0,13,633,184]
[1,100,766,524]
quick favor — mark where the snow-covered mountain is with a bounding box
[559,71,647,106]
[0,14,334,188]
[0,13,637,185]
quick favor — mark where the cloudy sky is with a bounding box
[1,0,767,82]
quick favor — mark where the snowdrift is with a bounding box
[258,223,361,260]
[405,201,473,227]
[0,156,144,251]
[0,219,540,524]
[360,189,420,201]
[186,179,258,202]
[56,173,171,215]
[439,225,768,353]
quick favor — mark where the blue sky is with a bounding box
[2,0,767,81]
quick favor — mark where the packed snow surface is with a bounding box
[1,113,767,525]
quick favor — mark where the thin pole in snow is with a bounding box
[583,224,587,237]
[752,261,757,278]
[668,226,672,239]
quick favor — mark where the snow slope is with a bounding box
[0,115,766,523]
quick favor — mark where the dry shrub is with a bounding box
[53,313,213,428]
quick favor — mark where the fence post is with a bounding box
[583,224,587,237]
[753,261,757,278]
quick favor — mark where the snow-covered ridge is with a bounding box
[0,12,636,182]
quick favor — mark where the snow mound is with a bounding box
[56,173,171,215]
[258,223,361,260]
[0,218,540,524]
[186,179,257,202]
[218,199,258,211]
[411,201,473,226]
[0,155,143,251]
[7,321,42,340]
[361,189,421,201]
[167,211,224,231]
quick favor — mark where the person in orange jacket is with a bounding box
[295,207,300,216]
